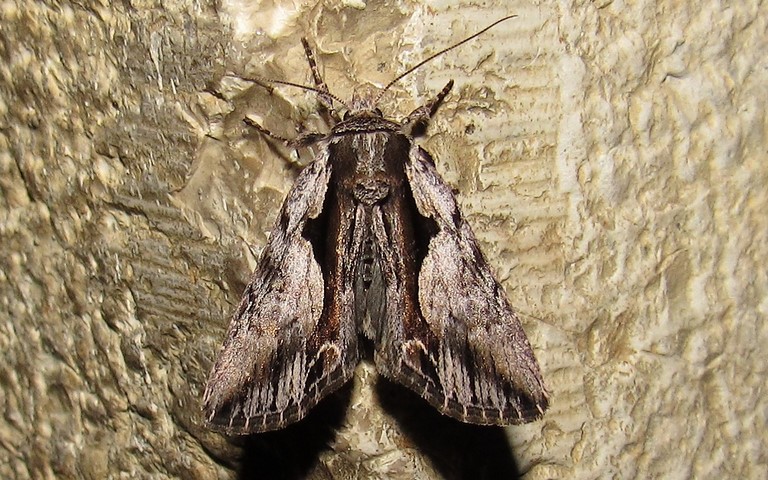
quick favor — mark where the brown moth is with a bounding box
[203,16,548,434]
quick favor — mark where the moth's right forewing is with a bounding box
[203,150,358,434]
[397,145,549,424]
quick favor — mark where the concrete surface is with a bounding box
[0,0,765,478]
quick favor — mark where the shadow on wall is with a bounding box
[232,378,524,480]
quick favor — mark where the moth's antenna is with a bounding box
[374,14,517,104]
[234,74,351,112]
[272,79,351,111]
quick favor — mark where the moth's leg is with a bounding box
[233,76,316,151]
[301,38,341,125]
[401,80,454,135]
[243,117,324,162]
[243,116,292,145]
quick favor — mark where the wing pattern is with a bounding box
[203,149,360,433]
[371,144,549,424]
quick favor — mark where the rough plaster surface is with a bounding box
[0,0,765,479]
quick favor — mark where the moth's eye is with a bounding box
[343,111,351,120]
[374,108,383,116]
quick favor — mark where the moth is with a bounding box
[203,15,548,434]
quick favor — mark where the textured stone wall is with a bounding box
[0,0,765,479]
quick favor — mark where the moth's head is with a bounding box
[342,107,384,122]
[345,88,385,119]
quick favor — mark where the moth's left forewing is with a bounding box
[385,144,549,425]
[203,150,360,434]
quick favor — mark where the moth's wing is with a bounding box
[202,150,359,434]
[373,145,548,425]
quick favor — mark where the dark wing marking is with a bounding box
[202,149,359,433]
[374,144,549,425]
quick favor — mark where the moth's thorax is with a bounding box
[329,127,411,206]
[331,111,400,135]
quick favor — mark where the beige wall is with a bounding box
[0,0,764,478]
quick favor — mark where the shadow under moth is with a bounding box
[203,15,549,434]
